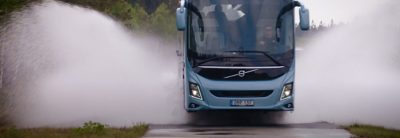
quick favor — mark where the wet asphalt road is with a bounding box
[144,122,352,138]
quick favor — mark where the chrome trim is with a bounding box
[224,69,258,79]
[198,66,285,69]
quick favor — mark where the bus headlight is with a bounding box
[280,83,293,100]
[189,83,203,100]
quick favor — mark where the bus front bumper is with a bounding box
[185,94,294,112]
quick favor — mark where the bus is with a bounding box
[176,0,310,112]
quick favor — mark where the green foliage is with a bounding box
[0,122,149,138]
[148,3,177,38]
[113,123,149,138]
[125,4,148,29]
[1,0,179,39]
[0,0,25,18]
[60,0,178,39]
[347,124,400,138]
[0,127,22,138]
[129,123,149,136]
[73,121,106,136]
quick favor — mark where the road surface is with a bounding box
[145,122,352,138]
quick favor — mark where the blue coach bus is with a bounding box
[176,0,310,112]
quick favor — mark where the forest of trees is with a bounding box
[59,0,178,39]
[0,0,36,21]
[0,0,178,39]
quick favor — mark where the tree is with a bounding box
[330,19,335,28]
[311,20,317,30]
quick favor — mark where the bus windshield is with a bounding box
[187,0,294,68]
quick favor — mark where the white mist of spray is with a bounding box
[1,1,186,127]
[286,0,400,129]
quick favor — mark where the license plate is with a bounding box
[230,100,255,106]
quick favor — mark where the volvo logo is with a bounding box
[238,70,246,77]
[224,69,258,79]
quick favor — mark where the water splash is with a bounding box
[286,0,400,129]
[1,1,186,127]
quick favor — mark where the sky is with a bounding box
[298,0,391,24]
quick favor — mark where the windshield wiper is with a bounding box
[224,51,286,67]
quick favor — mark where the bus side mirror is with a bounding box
[299,7,310,31]
[176,3,187,31]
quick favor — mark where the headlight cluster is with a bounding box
[189,83,203,100]
[280,83,293,100]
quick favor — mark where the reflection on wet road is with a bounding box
[145,122,351,138]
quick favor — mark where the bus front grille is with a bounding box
[210,90,273,98]
[196,68,287,81]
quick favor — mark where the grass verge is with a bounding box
[0,121,149,138]
[346,124,400,138]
